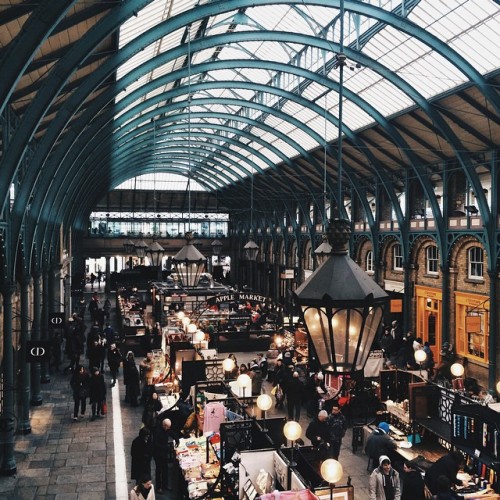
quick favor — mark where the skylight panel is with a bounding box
[287,129,317,151]
[360,80,414,116]
[267,137,300,159]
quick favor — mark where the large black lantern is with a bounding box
[172,231,206,287]
[134,238,149,260]
[314,233,332,266]
[146,238,165,268]
[293,219,388,374]
[243,233,259,261]
[123,239,136,255]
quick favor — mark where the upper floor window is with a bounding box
[468,246,484,279]
[393,244,403,271]
[366,250,374,274]
[426,245,439,275]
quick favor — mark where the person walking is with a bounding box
[130,428,153,485]
[130,473,156,500]
[327,401,347,459]
[103,298,111,320]
[152,418,179,493]
[124,351,141,406]
[70,365,90,421]
[284,371,304,421]
[107,342,123,387]
[88,367,106,421]
[369,455,401,500]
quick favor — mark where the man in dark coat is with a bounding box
[424,450,465,494]
[152,418,180,493]
[305,410,330,459]
[131,427,153,484]
[401,461,425,500]
[88,367,106,421]
[327,401,347,459]
[364,421,397,468]
[107,343,123,386]
[285,371,304,421]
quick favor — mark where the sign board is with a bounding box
[390,299,403,313]
[466,315,481,333]
[206,293,268,307]
[26,340,52,363]
[280,269,294,279]
[48,312,65,329]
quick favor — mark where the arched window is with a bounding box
[393,244,403,271]
[366,250,374,274]
[426,245,439,275]
[468,246,484,279]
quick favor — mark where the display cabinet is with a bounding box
[452,403,500,492]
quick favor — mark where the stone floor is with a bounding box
[0,285,373,499]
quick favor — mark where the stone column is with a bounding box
[17,277,32,434]
[30,272,42,405]
[1,285,17,475]
[105,256,111,293]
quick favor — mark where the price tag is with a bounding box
[474,449,481,458]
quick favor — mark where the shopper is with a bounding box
[424,451,465,495]
[152,418,179,493]
[140,351,155,403]
[107,342,123,387]
[365,422,397,469]
[285,371,304,421]
[327,401,347,459]
[305,410,330,459]
[129,473,156,500]
[130,428,153,485]
[124,351,141,406]
[70,365,90,421]
[430,475,462,499]
[88,367,106,421]
[401,461,425,500]
[142,391,163,430]
[369,455,401,500]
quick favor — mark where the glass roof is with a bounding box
[115,0,500,188]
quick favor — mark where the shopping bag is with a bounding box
[101,401,108,415]
[271,385,278,396]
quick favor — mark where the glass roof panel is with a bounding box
[116,172,205,191]
[115,0,500,188]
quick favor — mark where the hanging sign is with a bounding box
[390,299,403,313]
[48,312,65,329]
[206,293,268,306]
[26,340,52,363]
[465,315,481,333]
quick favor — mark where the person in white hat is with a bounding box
[369,455,401,500]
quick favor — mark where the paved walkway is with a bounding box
[0,287,373,499]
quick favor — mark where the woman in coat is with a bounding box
[130,428,153,484]
[107,342,123,386]
[129,473,156,500]
[88,367,106,420]
[124,351,141,406]
[70,365,90,420]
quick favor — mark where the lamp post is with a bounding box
[283,420,302,467]
[256,393,273,432]
[414,349,427,377]
[222,357,235,380]
[146,238,165,279]
[211,239,223,278]
[237,373,252,412]
[293,218,389,374]
[243,232,259,290]
[195,330,205,349]
[320,459,343,500]
[172,232,206,288]
[450,362,465,391]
